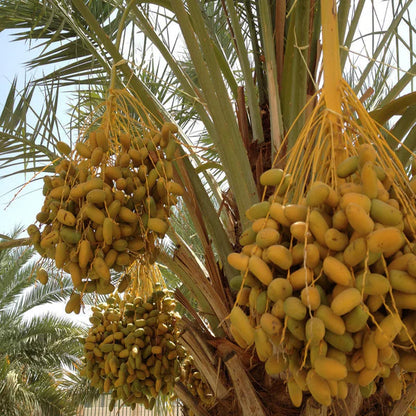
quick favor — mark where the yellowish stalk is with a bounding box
[321,0,344,166]
[321,0,342,114]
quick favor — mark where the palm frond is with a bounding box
[0,313,82,363]
[58,370,101,408]
[0,242,88,413]
[0,80,64,182]
[0,362,41,416]
[28,372,78,416]
[0,244,35,312]
[9,273,75,316]
[347,0,414,97]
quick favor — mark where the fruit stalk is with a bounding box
[321,0,344,166]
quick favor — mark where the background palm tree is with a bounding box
[0,1,416,415]
[0,232,99,415]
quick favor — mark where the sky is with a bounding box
[0,32,90,323]
[0,32,46,237]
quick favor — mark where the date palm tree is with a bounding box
[0,233,99,415]
[1,1,416,415]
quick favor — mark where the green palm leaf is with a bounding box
[0,241,97,414]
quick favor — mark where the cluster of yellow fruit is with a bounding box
[28,122,184,297]
[180,357,214,408]
[228,143,416,407]
[80,288,186,411]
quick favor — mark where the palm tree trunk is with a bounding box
[391,384,416,416]
[174,382,211,416]
[179,325,229,401]
[301,398,327,416]
[178,319,267,416]
[224,353,267,416]
[330,385,363,416]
